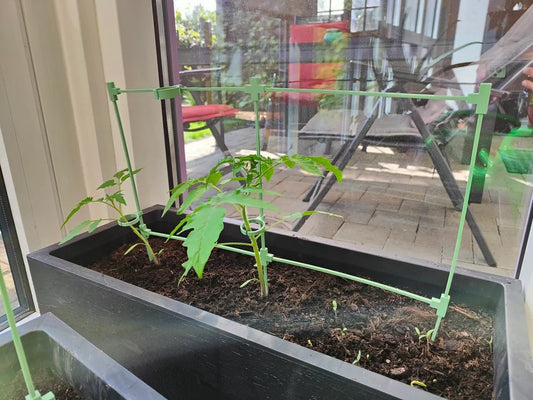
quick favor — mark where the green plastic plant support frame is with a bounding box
[106,78,491,340]
[0,264,55,399]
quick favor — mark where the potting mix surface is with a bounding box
[3,367,86,400]
[90,237,494,400]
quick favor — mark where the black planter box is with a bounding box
[0,313,164,399]
[27,206,533,399]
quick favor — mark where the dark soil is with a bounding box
[3,368,86,400]
[90,237,494,400]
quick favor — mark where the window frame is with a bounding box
[0,166,35,330]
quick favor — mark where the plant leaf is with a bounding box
[60,220,92,244]
[124,242,144,255]
[177,185,210,214]
[114,191,126,205]
[87,219,102,233]
[61,197,93,228]
[309,156,343,183]
[241,188,281,197]
[290,155,323,176]
[206,170,223,186]
[166,213,191,240]
[240,278,259,288]
[181,206,226,279]
[217,191,279,211]
[163,180,198,216]
[98,179,116,190]
[120,168,142,183]
[279,155,296,169]
[113,168,128,180]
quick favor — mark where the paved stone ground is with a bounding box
[185,127,533,277]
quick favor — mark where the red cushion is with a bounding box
[181,104,238,123]
[290,20,349,44]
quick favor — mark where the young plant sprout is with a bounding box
[486,336,493,353]
[352,350,362,365]
[60,169,160,264]
[415,327,434,344]
[410,380,427,389]
[332,300,338,320]
[163,154,342,297]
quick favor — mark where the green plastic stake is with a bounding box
[0,267,55,400]
[106,82,152,258]
[431,82,492,341]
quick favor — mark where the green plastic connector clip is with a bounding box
[259,247,273,268]
[107,82,120,102]
[26,391,55,400]
[154,85,183,100]
[138,223,152,240]
[244,77,267,102]
[430,293,451,318]
[466,83,491,115]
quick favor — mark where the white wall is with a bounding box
[0,0,168,253]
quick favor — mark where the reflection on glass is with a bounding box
[175,1,533,276]
[0,232,19,318]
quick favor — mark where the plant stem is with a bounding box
[130,224,160,265]
[113,206,160,265]
[242,210,268,297]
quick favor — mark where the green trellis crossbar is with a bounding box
[106,78,492,340]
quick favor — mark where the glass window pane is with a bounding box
[0,236,19,316]
[424,0,437,37]
[174,0,533,276]
[403,0,419,32]
[0,168,33,328]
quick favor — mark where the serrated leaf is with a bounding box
[217,191,279,211]
[114,191,126,205]
[290,155,323,176]
[163,180,197,216]
[87,219,102,233]
[60,220,92,244]
[181,206,226,279]
[214,156,234,171]
[120,168,142,182]
[232,161,245,176]
[98,179,117,190]
[262,163,274,181]
[241,188,281,197]
[177,185,210,213]
[308,156,343,183]
[113,168,128,180]
[207,170,222,186]
[282,211,315,221]
[61,197,93,228]
[279,155,296,169]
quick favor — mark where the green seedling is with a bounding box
[307,339,313,347]
[410,380,427,389]
[332,300,338,320]
[486,336,493,353]
[163,154,342,297]
[415,327,434,345]
[352,349,362,365]
[60,169,160,264]
[334,327,348,338]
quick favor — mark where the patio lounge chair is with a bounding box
[179,68,240,158]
